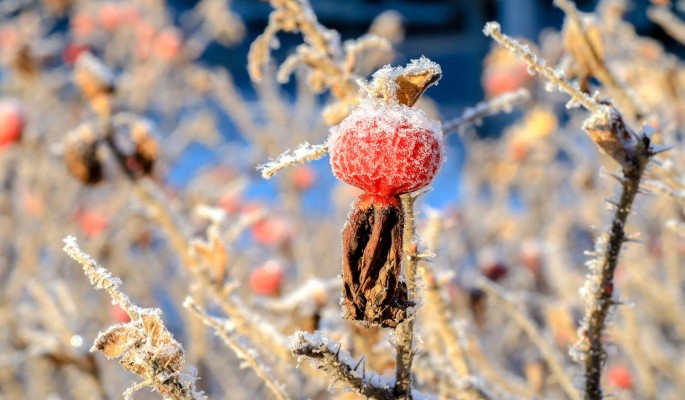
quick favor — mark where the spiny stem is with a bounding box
[581,141,651,399]
[394,194,418,398]
[292,332,400,400]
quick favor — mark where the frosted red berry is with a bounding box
[328,99,443,196]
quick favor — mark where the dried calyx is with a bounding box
[329,58,443,328]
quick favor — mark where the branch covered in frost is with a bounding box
[570,128,654,399]
[478,279,580,400]
[63,237,205,400]
[291,331,400,400]
[483,21,601,113]
[443,89,531,135]
[63,236,139,320]
[184,297,290,400]
[258,142,329,179]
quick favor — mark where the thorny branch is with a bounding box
[291,332,401,400]
[573,138,651,399]
[483,19,657,399]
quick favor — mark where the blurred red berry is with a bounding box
[328,100,443,196]
[292,165,317,190]
[153,28,182,61]
[251,217,291,246]
[62,43,90,66]
[608,365,633,390]
[71,13,96,38]
[0,101,24,148]
[97,2,122,31]
[110,304,131,323]
[218,193,241,214]
[249,260,284,296]
[79,210,109,237]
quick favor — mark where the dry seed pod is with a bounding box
[74,52,115,99]
[64,124,104,185]
[341,195,410,328]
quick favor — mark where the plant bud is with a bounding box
[64,124,104,184]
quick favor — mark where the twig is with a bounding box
[258,142,329,179]
[482,22,601,114]
[394,193,419,399]
[443,89,531,135]
[184,297,290,400]
[478,279,580,400]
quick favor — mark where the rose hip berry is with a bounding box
[328,99,443,196]
[328,96,444,328]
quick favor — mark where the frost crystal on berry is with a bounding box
[327,97,444,196]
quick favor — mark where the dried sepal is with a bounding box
[341,195,411,328]
[360,56,442,107]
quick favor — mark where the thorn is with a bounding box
[649,144,673,156]
[353,355,365,371]
[605,200,619,209]
[334,343,342,359]
[636,187,652,195]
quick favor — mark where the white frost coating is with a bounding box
[291,331,395,387]
[329,96,442,143]
[258,142,329,179]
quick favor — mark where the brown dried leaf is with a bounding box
[92,324,143,358]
